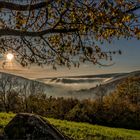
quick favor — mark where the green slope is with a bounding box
[0,113,140,140]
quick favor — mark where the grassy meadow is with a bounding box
[0,113,139,140]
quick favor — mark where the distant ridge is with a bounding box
[0,70,140,100]
[0,71,53,90]
[73,70,140,99]
[36,72,128,80]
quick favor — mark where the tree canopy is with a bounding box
[0,0,140,68]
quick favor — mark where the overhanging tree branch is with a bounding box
[40,35,70,62]
[0,0,139,68]
[0,1,51,11]
[0,28,78,37]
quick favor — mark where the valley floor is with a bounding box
[0,113,139,140]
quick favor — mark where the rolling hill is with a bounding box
[0,70,140,99]
[0,113,140,140]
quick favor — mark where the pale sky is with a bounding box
[0,38,139,79]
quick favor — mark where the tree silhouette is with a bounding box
[0,0,139,68]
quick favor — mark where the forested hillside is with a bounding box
[0,73,139,129]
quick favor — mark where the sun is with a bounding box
[6,53,14,61]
